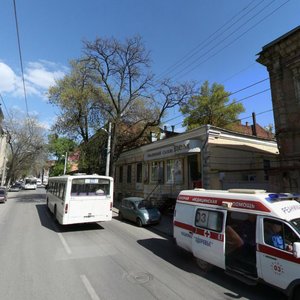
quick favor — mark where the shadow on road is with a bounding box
[15,193,46,203]
[35,204,104,233]
[138,237,286,300]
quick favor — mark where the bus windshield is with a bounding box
[71,178,110,196]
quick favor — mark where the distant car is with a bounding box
[119,197,161,227]
[0,189,7,203]
[9,184,22,192]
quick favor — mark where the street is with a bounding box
[0,189,286,300]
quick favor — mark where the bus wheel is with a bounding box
[54,205,57,220]
[136,218,143,227]
[196,258,213,272]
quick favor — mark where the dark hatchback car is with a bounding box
[119,197,161,227]
[0,189,7,203]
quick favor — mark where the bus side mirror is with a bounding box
[293,242,300,258]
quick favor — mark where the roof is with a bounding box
[261,25,300,51]
[230,122,274,140]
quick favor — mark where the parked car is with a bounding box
[9,183,22,192]
[0,189,7,203]
[119,197,161,227]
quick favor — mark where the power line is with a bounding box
[163,78,270,124]
[157,0,262,80]
[13,0,29,118]
[0,93,11,119]
[172,0,290,80]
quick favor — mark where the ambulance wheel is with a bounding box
[293,286,300,300]
[196,258,213,272]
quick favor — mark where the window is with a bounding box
[71,178,110,196]
[127,165,132,183]
[119,166,123,183]
[136,163,142,183]
[150,161,164,183]
[58,183,65,200]
[166,159,183,184]
[264,218,299,251]
[195,209,223,232]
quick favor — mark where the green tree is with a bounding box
[48,60,103,143]
[47,134,77,176]
[180,81,245,130]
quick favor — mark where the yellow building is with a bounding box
[114,124,279,210]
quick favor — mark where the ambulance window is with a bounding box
[195,209,223,232]
[264,219,299,252]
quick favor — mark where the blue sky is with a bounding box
[0,0,299,133]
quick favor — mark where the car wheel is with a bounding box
[119,212,123,221]
[196,258,213,272]
[136,218,143,227]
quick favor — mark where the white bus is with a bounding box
[46,174,114,225]
[23,177,37,190]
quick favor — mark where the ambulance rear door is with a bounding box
[192,207,226,269]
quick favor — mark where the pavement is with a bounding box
[112,206,174,237]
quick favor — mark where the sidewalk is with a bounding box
[112,207,173,237]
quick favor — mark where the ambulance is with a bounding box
[173,188,300,299]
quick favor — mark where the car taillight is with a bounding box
[65,203,68,214]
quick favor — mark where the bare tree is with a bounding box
[4,112,47,184]
[83,36,194,176]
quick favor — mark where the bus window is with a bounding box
[71,178,110,196]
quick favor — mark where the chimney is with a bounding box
[252,112,257,136]
[171,125,175,132]
[164,125,167,132]
[245,122,249,127]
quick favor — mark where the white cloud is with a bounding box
[0,62,18,93]
[25,61,66,89]
[0,60,67,98]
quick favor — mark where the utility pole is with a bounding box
[63,152,68,175]
[105,122,112,177]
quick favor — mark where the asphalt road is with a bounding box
[0,189,287,300]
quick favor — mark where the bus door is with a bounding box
[192,208,227,269]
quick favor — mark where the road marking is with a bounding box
[57,233,72,255]
[80,274,100,300]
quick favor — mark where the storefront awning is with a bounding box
[209,138,279,155]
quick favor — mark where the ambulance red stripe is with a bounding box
[258,244,300,263]
[174,220,224,241]
[177,194,271,212]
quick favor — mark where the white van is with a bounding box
[173,188,300,299]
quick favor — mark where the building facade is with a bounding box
[114,125,279,209]
[0,107,8,185]
[257,26,300,192]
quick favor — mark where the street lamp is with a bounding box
[63,152,68,175]
[99,122,112,177]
